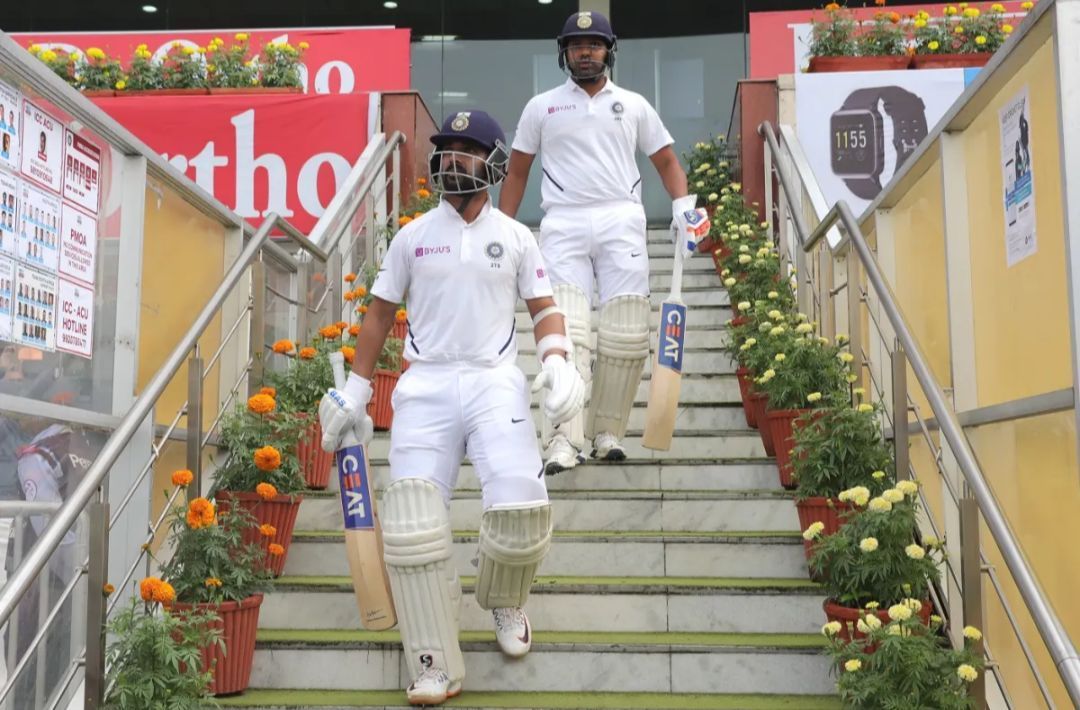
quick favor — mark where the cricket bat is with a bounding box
[329,352,397,631]
[642,229,689,451]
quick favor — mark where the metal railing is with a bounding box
[0,123,404,707]
[760,119,1080,708]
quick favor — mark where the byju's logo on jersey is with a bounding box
[415,245,451,258]
[548,104,577,115]
[657,302,686,373]
[484,241,505,269]
[337,445,375,530]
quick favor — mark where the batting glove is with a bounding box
[531,354,585,427]
[319,373,374,452]
[671,195,711,257]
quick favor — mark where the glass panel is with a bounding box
[262,259,294,377]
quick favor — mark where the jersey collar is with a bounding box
[564,76,617,97]
[437,194,493,226]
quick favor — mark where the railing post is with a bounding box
[391,145,402,230]
[83,498,109,710]
[960,494,987,707]
[892,341,910,481]
[328,251,343,325]
[296,259,310,345]
[186,350,203,498]
[847,249,864,390]
[248,261,266,396]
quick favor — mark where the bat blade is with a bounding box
[642,298,687,451]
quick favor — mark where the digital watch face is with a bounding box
[830,109,883,178]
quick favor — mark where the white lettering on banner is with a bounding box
[231,109,293,218]
[189,141,230,195]
[315,61,356,94]
[298,153,351,216]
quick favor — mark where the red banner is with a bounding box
[12,27,411,94]
[749,2,1034,79]
[94,93,370,233]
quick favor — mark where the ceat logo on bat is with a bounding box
[337,446,375,530]
[657,302,686,373]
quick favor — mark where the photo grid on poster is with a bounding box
[18,181,61,273]
[0,81,19,173]
[0,170,17,259]
[60,129,102,358]
[63,130,101,214]
[0,255,13,342]
[20,100,64,194]
[13,262,57,351]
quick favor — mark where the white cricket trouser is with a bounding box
[538,201,650,306]
[388,362,548,509]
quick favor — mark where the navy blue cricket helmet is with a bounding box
[557,11,617,79]
[428,110,510,194]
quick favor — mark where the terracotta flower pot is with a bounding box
[767,409,825,489]
[81,89,116,97]
[296,415,333,490]
[823,598,932,644]
[808,55,911,72]
[368,368,401,430]
[208,87,304,94]
[796,496,856,565]
[911,53,990,69]
[729,315,750,328]
[214,491,302,577]
[749,393,774,456]
[736,368,756,428]
[173,594,263,696]
[391,321,410,371]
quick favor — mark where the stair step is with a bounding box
[513,305,729,330]
[515,350,735,376]
[215,688,841,709]
[517,329,732,350]
[651,272,722,290]
[515,289,727,312]
[247,629,832,695]
[283,530,808,579]
[294,488,799,533]
[263,575,823,634]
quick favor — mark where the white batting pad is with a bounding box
[587,294,650,439]
[474,502,552,610]
[381,478,466,684]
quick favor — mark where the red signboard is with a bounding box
[11,27,411,94]
[749,2,1034,79]
[95,92,370,233]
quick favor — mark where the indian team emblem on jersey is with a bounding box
[451,112,471,131]
[611,101,624,121]
[577,12,593,28]
[485,241,505,268]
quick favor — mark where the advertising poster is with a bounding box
[794,68,967,214]
[1000,86,1037,267]
[0,256,12,342]
[20,100,65,194]
[63,131,102,214]
[0,80,19,172]
[0,171,17,258]
[18,181,61,273]
[56,276,93,358]
[59,203,98,285]
[13,263,56,351]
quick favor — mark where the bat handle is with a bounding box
[329,351,347,390]
[671,227,686,301]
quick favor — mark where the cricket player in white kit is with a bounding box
[319,110,585,706]
[500,10,709,474]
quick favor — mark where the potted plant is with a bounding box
[158,475,273,696]
[102,586,221,708]
[823,613,984,705]
[267,339,335,489]
[807,3,911,72]
[911,3,1024,69]
[808,481,940,640]
[733,305,800,450]
[210,392,306,576]
[257,39,308,89]
[368,335,405,430]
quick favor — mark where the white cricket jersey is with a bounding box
[371,198,553,366]
[511,78,674,211]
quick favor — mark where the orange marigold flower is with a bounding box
[417,189,431,199]
[359,305,369,315]
[875,0,886,5]
[335,321,348,331]
[103,583,115,596]
[413,212,422,219]
[320,324,342,339]
[341,346,356,364]
[395,309,407,323]
[260,386,277,398]
[399,215,413,226]
[825,1,840,9]
[889,10,900,21]
[256,481,279,500]
[259,524,277,537]
[268,543,285,556]
[299,347,317,360]
[271,339,295,354]
[254,446,282,472]
[171,469,194,487]
[348,324,361,337]
[344,290,357,302]
[153,580,176,605]
[139,576,163,602]
[417,177,427,186]
[204,577,223,588]
[344,272,357,283]
[355,286,367,298]
[186,497,216,529]
[248,393,276,414]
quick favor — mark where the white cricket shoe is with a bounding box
[406,667,461,706]
[591,432,626,461]
[544,434,579,476]
[493,607,532,658]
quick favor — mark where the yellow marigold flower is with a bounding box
[906,544,926,560]
[796,323,813,334]
[888,603,913,621]
[774,353,786,362]
[268,543,285,556]
[964,6,980,17]
[957,664,979,682]
[852,387,866,396]
[928,40,941,50]
[762,369,776,380]
[803,521,825,540]
[186,497,216,529]
[1003,24,1014,33]
[863,614,882,630]
[254,446,282,472]
[859,537,879,552]
[739,245,751,254]
[248,393,276,415]
[260,524,277,537]
[769,325,784,336]
[256,481,279,500]
[299,347,317,360]
[838,352,855,363]
[171,469,194,487]
[87,47,106,60]
[396,309,408,323]
[963,626,982,641]
[744,338,757,347]
[707,193,719,202]
[955,25,965,33]
[847,374,859,384]
[914,18,927,27]
[28,43,41,53]
[695,181,705,188]
[865,601,880,610]
[299,41,310,49]
[845,659,862,672]
[807,392,823,403]
[857,403,874,413]
[1021,1,1033,9]
[723,277,736,287]
[41,50,58,62]
[975,35,987,45]
[737,301,751,312]
[991,2,1004,10]
[883,488,904,504]
[822,621,842,636]
[182,46,196,55]
[896,480,918,496]
[731,182,742,192]
[205,577,223,588]
[871,470,886,480]
[766,309,782,319]
[766,290,779,299]
[235,32,249,41]
[115,80,127,91]
[272,339,295,354]
[868,497,893,513]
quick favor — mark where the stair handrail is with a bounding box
[760,118,1080,706]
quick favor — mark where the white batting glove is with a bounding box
[671,195,711,257]
[531,354,585,427]
[319,373,374,452]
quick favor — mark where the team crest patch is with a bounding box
[485,241,505,261]
[451,112,471,131]
[611,101,624,114]
[577,12,593,28]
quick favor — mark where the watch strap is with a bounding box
[842,177,883,200]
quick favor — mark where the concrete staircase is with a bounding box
[217,231,839,709]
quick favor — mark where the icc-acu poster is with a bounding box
[1000,86,1036,267]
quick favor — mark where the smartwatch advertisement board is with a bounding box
[795,68,967,214]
